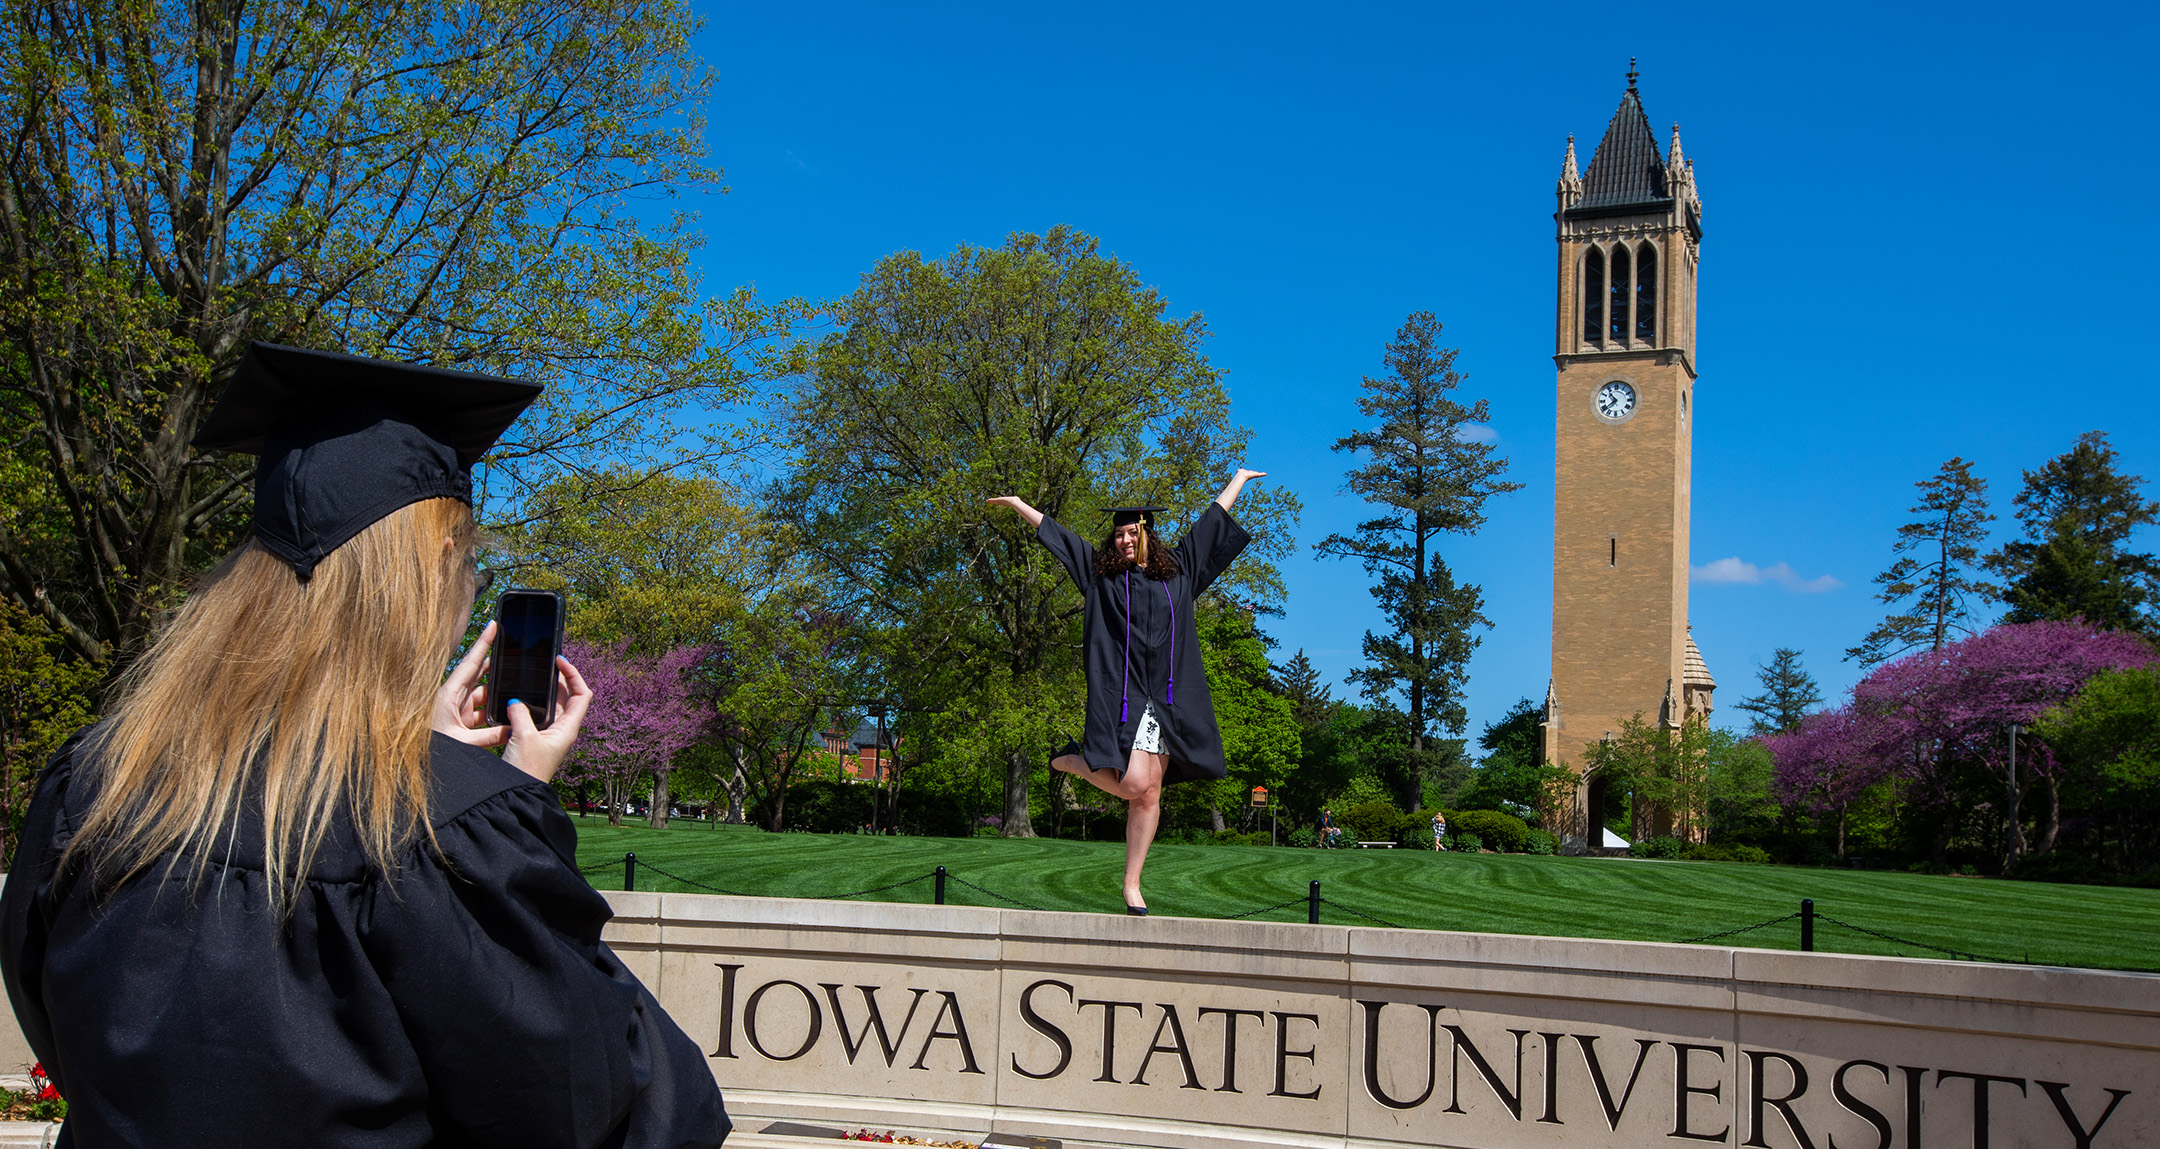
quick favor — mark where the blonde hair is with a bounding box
[67,497,477,907]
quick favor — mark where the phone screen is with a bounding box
[490,591,561,728]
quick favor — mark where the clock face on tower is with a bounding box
[1594,380,1637,423]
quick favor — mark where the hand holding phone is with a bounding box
[488,589,565,728]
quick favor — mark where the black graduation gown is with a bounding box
[1035,503,1252,786]
[0,727,727,1149]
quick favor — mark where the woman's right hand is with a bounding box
[503,656,593,784]
[985,495,1044,529]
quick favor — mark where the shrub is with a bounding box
[1524,830,1558,855]
[1448,809,1532,853]
[1289,826,1320,849]
[1680,842,1771,864]
[1211,829,1264,847]
[1452,833,1484,853]
[1629,836,1684,860]
[1339,801,1406,843]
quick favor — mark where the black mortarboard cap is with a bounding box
[1109,506,1165,528]
[193,342,543,578]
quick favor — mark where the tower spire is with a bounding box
[1562,135,1579,182]
[1627,57,1639,91]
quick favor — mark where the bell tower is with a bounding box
[1540,63,1715,852]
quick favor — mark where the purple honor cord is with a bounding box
[1118,569,1176,725]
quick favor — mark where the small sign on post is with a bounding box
[1250,786,1268,808]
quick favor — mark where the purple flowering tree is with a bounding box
[1764,705,1892,860]
[1804,621,2154,866]
[561,640,711,828]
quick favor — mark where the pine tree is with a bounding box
[1986,431,2159,633]
[1733,648,1822,735]
[1271,649,1340,729]
[1846,458,1998,666]
[1316,312,1520,747]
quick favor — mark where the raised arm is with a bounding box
[986,495,1045,529]
[1214,468,1267,511]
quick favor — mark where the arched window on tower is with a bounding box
[1635,243,1657,344]
[1582,247,1604,346]
[1608,245,1631,345]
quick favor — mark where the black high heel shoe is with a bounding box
[1125,904,1150,916]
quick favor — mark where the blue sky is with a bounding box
[673,1,2159,741]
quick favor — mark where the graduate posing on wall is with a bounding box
[987,469,1265,915]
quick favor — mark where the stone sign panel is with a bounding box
[601,892,2158,1148]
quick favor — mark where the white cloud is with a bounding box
[1455,424,1497,444]
[1691,557,1842,594]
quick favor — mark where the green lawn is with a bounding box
[570,817,2160,973]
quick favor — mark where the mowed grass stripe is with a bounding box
[570,820,2160,972]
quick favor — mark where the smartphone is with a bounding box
[488,589,565,728]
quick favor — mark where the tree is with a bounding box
[1455,698,1569,820]
[0,603,97,866]
[702,596,864,833]
[561,641,710,829]
[0,0,793,676]
[2032,666,2160,873]
[1847,458,1998,666]
[769,227,1300,837]
[1316,312,1520,748]
[1987,431,2160,633]
[1585,714,1712,844]
[1764,706,1891,860]
[1195,604,1301,827]
[1271,649,1340,729]
[513,471,767,652]
[1848,621,2152,866]
[1734,648,1823,735]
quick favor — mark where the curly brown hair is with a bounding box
[1095,525,1180,580]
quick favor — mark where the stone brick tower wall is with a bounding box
[1539,64,1713,852]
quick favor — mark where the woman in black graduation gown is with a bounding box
[0,344,729,1147]
[987,468,1265,914]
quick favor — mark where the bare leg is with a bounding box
[1057,745,1169,909]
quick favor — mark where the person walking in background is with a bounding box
[1433,809,1449,851]
[987,469,1265,915]
[0,344,728,1147]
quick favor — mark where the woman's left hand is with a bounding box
[503,656,593,784]
[432,620,508,750]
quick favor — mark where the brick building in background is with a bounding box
[1540,63,1716,852]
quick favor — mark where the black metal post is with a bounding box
[1800,898,1814,952]
[935,866,948,905]
[1308,880,1321,925]
[624,852,637,892]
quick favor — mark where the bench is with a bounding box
[1355,840,1395,849]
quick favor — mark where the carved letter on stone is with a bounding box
[1270,1011,1323,1100]
[1198,1007,1266,1093]
[2037,1081,2132,1149]
[1013,979,1075,1081]
[1360,1001,1440,1110]
[1934,1070,2027,1149]
[1744,1050,1816,1149]
[910,990,984,1074]
[744,979,823,1062]
[821,983,926,1067]
[1078,999,1144,1083]
[710,964,743,1060]
[1670,1043,1731,1142]
[1832,1060,1894,1149]
[1575,1034,1658,1131]
[1443,1025,1530,1120]
[1131,1005,1203,1090]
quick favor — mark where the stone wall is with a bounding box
[0,890,2151,1147]
[608,893,2156,1148]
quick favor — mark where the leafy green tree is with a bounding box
[1317,312,1519,748]
[702,594,866,832]
[1734,648,1823,735]
[1705,731,1779,845]
[1195,605,1301,825]
[1987,432,2160,633]
[0,0,792,675]
[1584,714,1712,843]
[770,227,1300,837]
[0,603,98,866]
[1847,458,1999,666]
[1456,698,1569,820]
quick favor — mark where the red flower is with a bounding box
[35,1085,55,1102]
